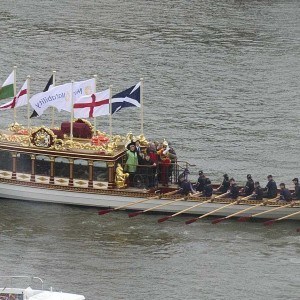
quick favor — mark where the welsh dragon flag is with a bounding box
[0,71,14,100]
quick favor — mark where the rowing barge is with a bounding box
[0,276,85,300]
[0,121,299,221]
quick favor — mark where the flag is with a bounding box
[30,75,54,118]
[0,71,14,100]
[0,79,27,111]
[30,75,96,118]
[73,89,110,118]
[29,82,72,116]
[111,82,141,114]
[58,78,96,113]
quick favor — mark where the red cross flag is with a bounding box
[73,89,110,118]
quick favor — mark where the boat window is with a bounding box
[74,159,88,180]
[94,161,108,182]
[55,157,69,178]
[0,150,12,171]
[36,155,50,176]
[16,153,31,174]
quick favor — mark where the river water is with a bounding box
[0,0,299,299]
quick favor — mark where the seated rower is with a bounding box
[240,174,254,196]
[249,181,264,201]
[217,178,239,199]
[195,170,206,192]
[277,183,293,203]
[215,174,230,194]
[179,179,196,196]
[228,178,239,199]
[202,178,213,197]
[292,178,300,200]
[263,175,278,199]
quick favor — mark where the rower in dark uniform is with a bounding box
[215,174,230,194]
[263,175,278,199]
[195,170,206,192]
[292,178,300,200]
[278,183,292,202]
[179,179,196,196]
[240,174,254,196]
[249,181,264,201]
[202,178,213,197]
[228,178,239,199]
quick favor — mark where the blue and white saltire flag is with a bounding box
[111,82,141,114]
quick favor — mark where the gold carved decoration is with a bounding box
[115,163,129,189]
[30,127,55,148]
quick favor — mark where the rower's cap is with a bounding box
[292,177,298,182]
[206,178,211,184]
[267,174,272,179]
[223,173,229,178]
[199,170,203,175]
[247,174,252,179]
[254,181,260,185]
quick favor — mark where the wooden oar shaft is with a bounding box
[224,203,263,219]
[112,197,153,210]
[142,197,184,213]
[251,203,291,217]
[275,210,300,221]
[197,200,238,220]
[170,199,211,217]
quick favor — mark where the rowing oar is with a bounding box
[157,192,229,223]
[237,201,292,222]
[128,197,186,218]
[263,210,300,226]
[185,199,238,225]
[98,196,158,215]
[150,189,180,199]
[211,195,262,224]
[98,189,177,215]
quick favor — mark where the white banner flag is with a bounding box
[73,89,110,118]
[29,78,96,116]
[29,82,72,116]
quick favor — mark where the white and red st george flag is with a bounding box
[0,79,28,111]
[73,88,110,118]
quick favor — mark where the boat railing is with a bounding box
[0,276,44,290]
[124,160,195,188]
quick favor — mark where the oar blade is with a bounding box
[237,215,251,222]
[185,218,198,225]
[128,211,143,218]
[157,216,171,223]
[211,217,226,224]
[98,208,113,215]
[263,219,275,226]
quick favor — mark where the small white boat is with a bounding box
[0,276,85,300]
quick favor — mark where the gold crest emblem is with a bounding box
[84,85,92,95]
[65,91,71,102]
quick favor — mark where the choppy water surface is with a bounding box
[0,0,299,299]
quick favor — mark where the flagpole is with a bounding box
[140,77,144,135]
[51,70,56,128]
[109,85,112,137]
[26,75,31,130]
[93,74,97,136]
[13,66,17,124]
[70,80,74,141]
